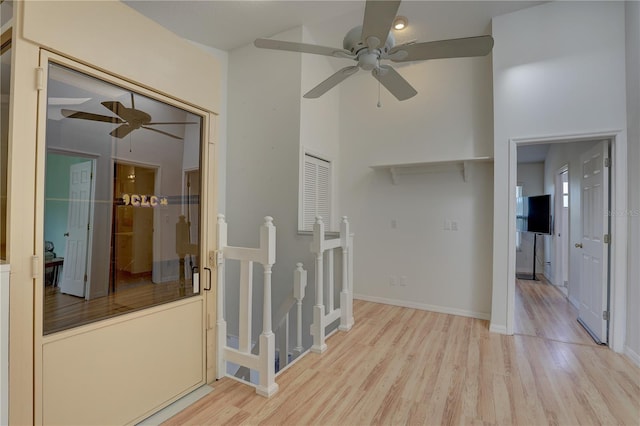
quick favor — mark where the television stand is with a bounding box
[516,233,538,281]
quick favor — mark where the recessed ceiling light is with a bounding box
[393,16,408,31]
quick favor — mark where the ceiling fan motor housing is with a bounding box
[343,25,395,57]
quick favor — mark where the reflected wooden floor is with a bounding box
[164,300,640,426]
[44,275,195,334]
[515,275,597,346]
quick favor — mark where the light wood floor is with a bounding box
[164,300,640,426]
[515,275,597,346]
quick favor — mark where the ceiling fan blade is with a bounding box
[110,124,136,139]
[388,35,494,62]
[146,122,199,125]
[141,126,183,140]
[101,101,128,116]
[254,39,354,59]
[372,65,417,101]
[303,66,360,99]
[362,0,401,49]
[61,109,125,124]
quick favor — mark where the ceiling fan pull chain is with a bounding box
[377,61,382,108]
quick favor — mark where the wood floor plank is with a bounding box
[163,299,640,425]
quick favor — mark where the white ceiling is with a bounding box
[518,144,550,164]
[123,0,544,52]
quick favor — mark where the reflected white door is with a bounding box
[578,141,609,344]
[59,161,93,297]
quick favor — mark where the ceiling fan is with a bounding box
[254,0,494,102]
[61,93,196,140]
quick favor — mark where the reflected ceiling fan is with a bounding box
[61,93,196,140]
[254,0,494,102]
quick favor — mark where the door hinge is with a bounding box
[36,67,45,91]
[87,223,90,231]
[604,157,610,167]
[84,274,88,283]
[603,311,610,321]
[604,234,610,244]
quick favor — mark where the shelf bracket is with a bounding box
[462,161,470,182]
[389,167,398,185]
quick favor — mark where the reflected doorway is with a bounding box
[111,163,156,293]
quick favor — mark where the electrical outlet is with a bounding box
[444,219,451,230]
[390,276,397,286]
[451,221,458,231]
[391,219,398,229]
[400,276,407,286]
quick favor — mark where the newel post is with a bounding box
[311,216,327,353]
[257,216,278,397]
[215,214,228,379]
[339,216,354,331]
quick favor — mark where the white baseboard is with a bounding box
[353,294,490,321]
[489,323,508,335]
[624,346,640,368]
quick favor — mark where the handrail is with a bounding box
[311,216,354,353]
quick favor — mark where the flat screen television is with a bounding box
[516,194,552,235]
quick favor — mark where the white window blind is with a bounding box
[302,154,331,231]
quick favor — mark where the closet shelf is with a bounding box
[370,156,493,184]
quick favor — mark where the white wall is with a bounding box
[340,49,494,318]
[190,42,229,216]
[515,162,544,275]
[491,1,627,334]
[226,27,321,344]
[625,0,640,366]
[299,26,342,231]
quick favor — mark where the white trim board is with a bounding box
[354,294,490,321]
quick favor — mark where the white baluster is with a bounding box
[293,263,306,354]
[238,260,253,353]
[216,214,227,379]
[339,217,354,331]
[311,216,327,353]
[327,249,334,313]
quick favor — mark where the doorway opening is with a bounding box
[513,139,612,347]
[111,162,156,293]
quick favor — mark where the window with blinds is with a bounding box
[301,153,331,231]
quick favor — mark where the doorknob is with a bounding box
[575,243,583,248]
[64,232,69,237]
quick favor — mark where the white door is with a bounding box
[59,161,93,297]
[577,141,609,344]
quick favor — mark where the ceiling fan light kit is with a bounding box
[393,16,408,31]
[254,0,494,103]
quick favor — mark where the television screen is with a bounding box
[527,194,552,235]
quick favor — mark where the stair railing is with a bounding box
[311,216,354,353]
[215,214,278,397]
[273,263,307,372]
